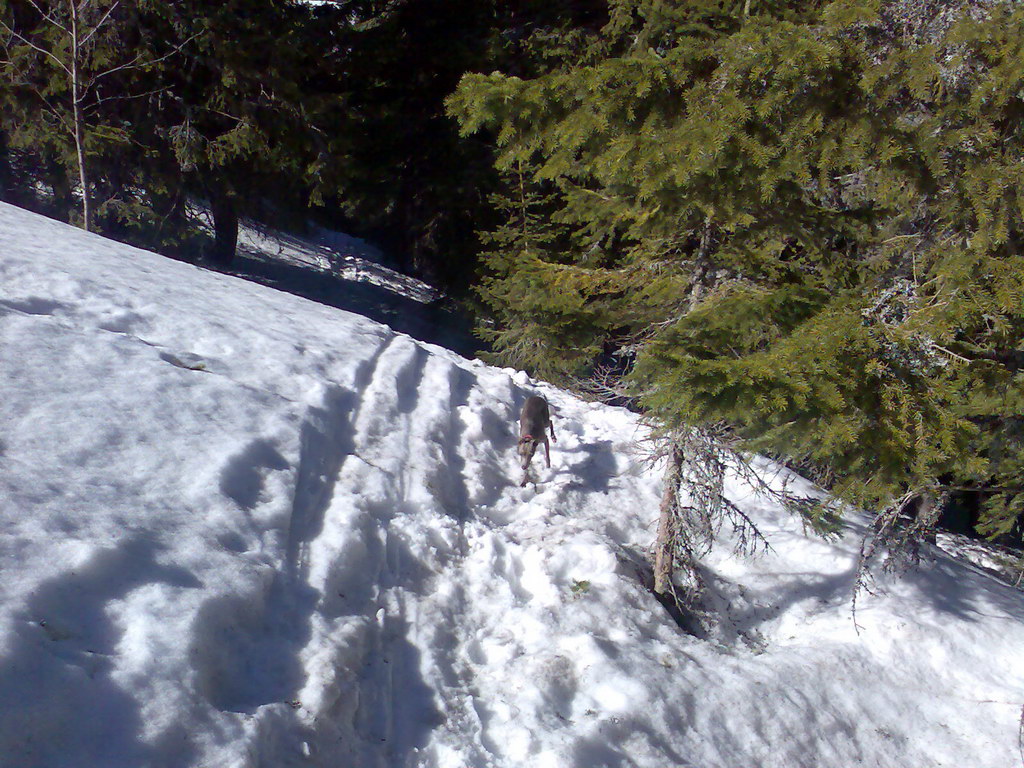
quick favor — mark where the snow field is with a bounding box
[1,202,1022,768]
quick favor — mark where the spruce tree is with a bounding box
[139,0,337,265]
[450,0,1024,553]
[0,0,359,262]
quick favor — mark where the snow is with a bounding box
[228,217,480,358]
[0,200,1022,768]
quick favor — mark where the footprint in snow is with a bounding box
[160,351,211,372]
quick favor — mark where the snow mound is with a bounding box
[0,202,1021,768]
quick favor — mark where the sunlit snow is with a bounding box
[0,202,1021,768]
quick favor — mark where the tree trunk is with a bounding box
[69,1,91,231]
[47,158,75,220]
[654,441,685,595]
[208,180,239,267]
[916,490,939,545]
[72,98,91,231]
[0,130,22,205]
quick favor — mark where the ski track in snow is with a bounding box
[1,202,1023,768]
[229,329,646,767]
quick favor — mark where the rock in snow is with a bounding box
[0,201,1021,768]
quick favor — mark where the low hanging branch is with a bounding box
[852,487,944,632]
[651,427,775,614]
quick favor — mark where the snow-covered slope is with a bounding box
[0,201,1021,768]
[229,219,481,358]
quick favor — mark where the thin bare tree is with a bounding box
[0,0,190,230]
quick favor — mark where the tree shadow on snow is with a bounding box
[694,539,1024,649]
[286,384,360,582]
[897,550,1024,623]
[424,364,475,522]
[228,248,481,358]
[561,439,617,494]
[292,521,444,765]
[192,381,444,765]
[339,528,444,759]
[352,615,444,763]
[191,383,360,716]
[571,714,694,768]
[0,537,203,768]
[696,560,862,647]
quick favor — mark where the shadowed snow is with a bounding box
[0,202,1022,768]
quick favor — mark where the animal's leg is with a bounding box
[544,438,550,468]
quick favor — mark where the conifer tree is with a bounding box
[450,0,1024,568]
[136,0,338,265]
[0,0,193,231]
[0,0,363,261]
[315,0,610,288]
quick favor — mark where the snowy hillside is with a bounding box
[0,201,1022,768]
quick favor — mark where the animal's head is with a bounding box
[518,435,537,469]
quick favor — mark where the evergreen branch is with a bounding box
[88,34,199,86]
[947,345,1024,372]
[87,49,146,84]
[851,535,879,636]
[42,98,73,136]
[17,80,74,136]
[720,495,773,555]
[572,365,634,405]
[88,86,169,110]
[853,489,943,633]
[730,452,836,538]
[651,426,776,604]
[208,109,244,125]
[833,167,876,181]
[351,0,408,32]
[0,18,72,77]
[77,0,121,49]
[24,0,68,34]
[926,342,971,365]
[881,233,923,244]
[938,484,1024,495]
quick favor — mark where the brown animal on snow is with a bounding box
[518,395,555,486]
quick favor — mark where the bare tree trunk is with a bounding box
[654,440,685,595]
[0,0,164,233]
[69,1,91,231]
[72,85,91,230]
[2,1,196,234]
